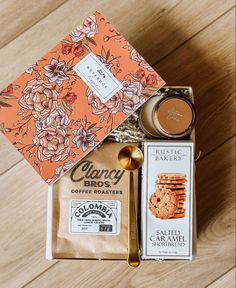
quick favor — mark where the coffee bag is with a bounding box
[47,142,138,259]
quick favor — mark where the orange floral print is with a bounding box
[33,126,70,162]
[19,79,58,119]
[0,11,165,184]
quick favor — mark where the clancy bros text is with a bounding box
[70,160,125,188]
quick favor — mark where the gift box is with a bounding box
[46,86,197,262]
[0,8,197,265]
[0,11,165,184]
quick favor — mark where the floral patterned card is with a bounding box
[0,11,165,184]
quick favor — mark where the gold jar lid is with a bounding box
[153,95,196,138]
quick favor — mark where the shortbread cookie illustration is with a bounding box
[171,206,186,218]
[149,173,187,219]
[171,189,186,195]
[171,212,185,219]
[174,207,185,214]
[176,201,185,208]
[176,195,186,202]
[157,187,186,195]
[157,183,186,189]
[156,177,187,184]
[149,189,177,219]
[157,173,187,180]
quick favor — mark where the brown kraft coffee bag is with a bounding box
[48,142,138,259]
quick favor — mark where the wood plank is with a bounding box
[0,0,67,48]
[131,0,235,64]
[0,0,180,89]
[0,133,22,174]
[0,0,234,175]
[23,137,235,288]
[155,8,235,159]
[1,0,234,88]
[207,268,236,288]
[0,2,235,287]
[0,161,51,288]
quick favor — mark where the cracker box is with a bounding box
[0,11,165,184]
[141,140,195,260]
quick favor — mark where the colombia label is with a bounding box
[70,199,121,235]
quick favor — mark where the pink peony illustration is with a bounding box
[19,79,58,119]
[134,68,145,79]
[87,90,108,115]
[130,49,154,72]
[35,106,70,131]
[86,79,145,116]
[62,92,77,105]
[105,94,123,114]
[73,43,85,57]
[70,14,98,42]
[61,42,73,55]
[86,88,123,115]
[43,58,69,86]
[72,125,96,152]
[146,73,157,85]
[120,80,145,114]
[33,126,70,162]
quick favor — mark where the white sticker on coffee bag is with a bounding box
[73,52,123,103]
[70,199,121,235]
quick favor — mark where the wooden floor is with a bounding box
[0,1,235,287]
